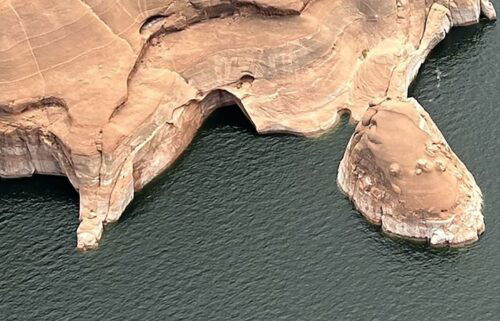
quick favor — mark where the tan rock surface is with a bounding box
[338,99,484,246]
[0,0,495,250]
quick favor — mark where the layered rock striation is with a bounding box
[0,0,495,249]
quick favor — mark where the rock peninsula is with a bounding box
[338,99,484,246]
[0,0,495,250]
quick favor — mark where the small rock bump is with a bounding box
[435,158,447,172]
[389,163,401,177]
[391,183,401,195]
[416,158,432,172]
[425,143,439,157]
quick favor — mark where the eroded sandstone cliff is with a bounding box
[0,0,495,250]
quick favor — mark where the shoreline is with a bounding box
[0,0,496,250]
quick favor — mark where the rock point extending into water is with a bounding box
[0,0,495,250]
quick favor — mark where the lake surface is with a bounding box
[1,15,500,321]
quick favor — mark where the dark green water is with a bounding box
[1,19,500,321]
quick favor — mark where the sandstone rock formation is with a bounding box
[0,0,495,250]
[338,99,484,246]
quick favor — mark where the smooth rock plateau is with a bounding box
[0,0,496,250]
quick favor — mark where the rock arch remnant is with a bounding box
[0,0,496,250]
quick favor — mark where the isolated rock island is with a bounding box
[0,0,495,250]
